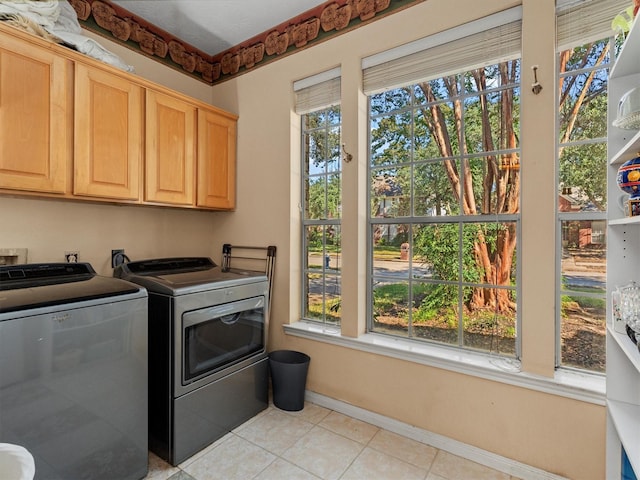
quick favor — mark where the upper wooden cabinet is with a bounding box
[74,63,144,200]
[0,23,237,210]
[145,90,196,205]
[197,108,237,210]
[0,33,72,194]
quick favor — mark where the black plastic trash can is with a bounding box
[269,350,310,411]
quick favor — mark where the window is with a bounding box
[368,63,520,356]
[289,2,625,382]
[555,0,626,372]
[298,71,342,326]
[364,10,522,357]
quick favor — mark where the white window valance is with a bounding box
[362,6,522,95]
[557,0,631,51]
[294,67,341,114]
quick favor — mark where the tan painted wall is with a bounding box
[208,0,606,478]
[0,196,223,275]
[0,1,605,478]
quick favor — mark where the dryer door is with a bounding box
[181,295,266,386]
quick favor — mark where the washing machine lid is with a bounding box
[0,263,144,313]
[113,257,267,295]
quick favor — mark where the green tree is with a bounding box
[558,41,610,210]
[303,107,342,220]
[371,40,607,317]
[411,61,520,313]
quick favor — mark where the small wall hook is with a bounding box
[342,144,353,163]
[531,65,542,95]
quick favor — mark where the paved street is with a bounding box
[308,253,605,292]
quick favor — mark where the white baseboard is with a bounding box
[305,390,569,480]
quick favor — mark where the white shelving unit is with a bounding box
[607,17,640,480]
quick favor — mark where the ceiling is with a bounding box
[110,0,326,57]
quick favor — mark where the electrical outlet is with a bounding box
[111,249,125,268]
[65,251,79,263]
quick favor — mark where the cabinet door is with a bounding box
[74,63,143,200]
[146,90,196,205]
[0,35,72,193]
[197,108,236,209]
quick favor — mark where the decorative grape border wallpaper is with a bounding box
[69,0,425,85]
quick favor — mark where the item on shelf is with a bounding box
[613,86,640,129]
[619,281,640,335]
[0,0,134,72]
[626,324,637,345]
[616,192,632,215]
[613,286,627,333]
[617,156,640,214]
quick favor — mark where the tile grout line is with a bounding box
[239,405,327,479]
[148,401,515,480]
[334,420,376,480]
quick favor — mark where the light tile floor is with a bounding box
[145,402,522,480]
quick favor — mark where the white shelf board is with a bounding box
[609,215,640,226]
[608,12,640,478]
[610,129,640,165]
[608,324,640,372]
[611,17,640,79]
[608,399,640,474]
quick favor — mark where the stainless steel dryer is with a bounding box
[114,257,270,466]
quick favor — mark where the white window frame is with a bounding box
[285,3,614,403]
[297,69,343,326]
[554,0,627,372]
[362,7,522,358]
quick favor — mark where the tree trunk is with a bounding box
[418,62,519,314]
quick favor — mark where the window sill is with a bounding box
[283,321,605,406]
